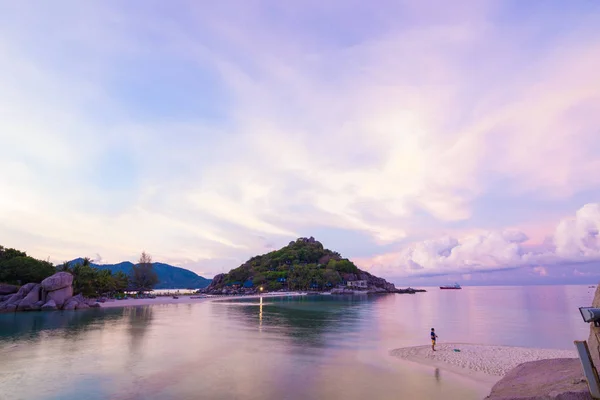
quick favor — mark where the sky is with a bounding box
[1,1,600,286]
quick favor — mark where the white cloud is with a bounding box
[364,203,600,277]
[554,203,600,259]
[394,230,530,275]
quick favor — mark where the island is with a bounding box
[0,239,425,313]
[203,237,424,295]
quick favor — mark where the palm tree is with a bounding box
[58,261,72,273]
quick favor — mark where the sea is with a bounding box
[0,285,595,400]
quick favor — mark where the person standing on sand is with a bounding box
[431,328,438,351]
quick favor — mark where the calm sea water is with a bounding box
[0,285,594,400]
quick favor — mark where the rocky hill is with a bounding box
[67,258,211,289]
[204,237,399,295]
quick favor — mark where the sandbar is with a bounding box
[98,292,309,308]
[390,343,577,385]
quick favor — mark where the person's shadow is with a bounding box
[434,368,441,383]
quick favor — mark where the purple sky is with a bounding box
[1,1,600,285]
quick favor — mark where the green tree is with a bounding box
[72,262,98,297]
[0,246,27,262]
[67,258,130,297]
[331,259,358,274]
[57,261,72,273]
[324,269,341,286]
[253,274,267,286]
[94,269,115,295]
[130,251,159,292]
[234,266,253,282]
[0,256,56,284]
[266,281,283,291]
[113,271,129,293]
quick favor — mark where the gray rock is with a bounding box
[89,302,101,308]
[5,304,17,312]
[0,283,19,295]
[0,283,36,308]
[17,284,41,311]
[76,303,89,310]
[16,283,38,297]
[485,358,591,400]
[41,272,73,292]
[30,300,45,311]
[63,301,77,311]
[41,299,57,311]
[71,294,85,304]
[2,294,21,306]
[47,286,73,308]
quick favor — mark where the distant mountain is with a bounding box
[67,258,211,289]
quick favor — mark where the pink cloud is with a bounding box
[356,203,600,277]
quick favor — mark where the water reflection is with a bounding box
[259,296,263,328]
[124,306,154,354]
[0,308,124,342]
[380,285,593,349]
[217,295,372,349]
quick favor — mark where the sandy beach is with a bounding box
[98,292,309,308]
[391,343,577,384]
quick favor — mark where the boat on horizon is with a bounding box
[440,283,462,290]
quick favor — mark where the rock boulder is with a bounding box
[16,282,38,297]
[41,272,73,292]
[485,358,591,400]
[47,286,73,308]
[0,283,19,295]
[17,284,41,311]
[70,294,85,304]
[63,301,77,311]
[0,283,37,309]
[41,299,57,311]
[206,273,225,290]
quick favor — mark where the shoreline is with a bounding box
[97,291,310,308]
[390,343,577,385]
